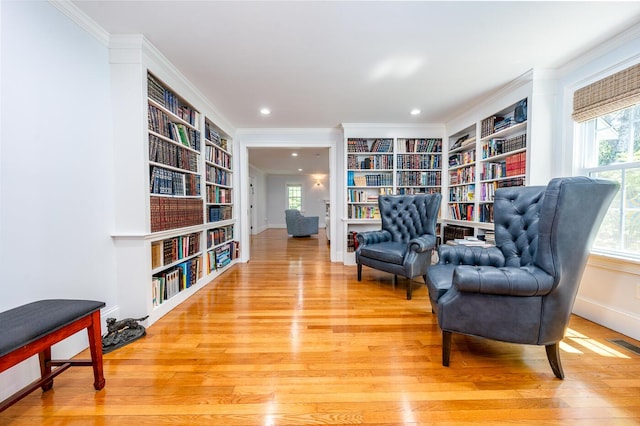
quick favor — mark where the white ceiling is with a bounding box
[71,1,640,174]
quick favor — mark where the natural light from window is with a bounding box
[287,184,302,211]
[580,103,640,260]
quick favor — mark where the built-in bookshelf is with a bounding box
[447,128,476,222]
[204,118,233,224]
[444,97,529,234]
[346,138,394,220]
[111,53,239,327]
[396,138,442,195]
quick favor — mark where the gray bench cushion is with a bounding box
[0,299,105,357]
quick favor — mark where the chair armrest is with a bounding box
[301,216,319,226]
[356,230,391,246]
[408,235,437,253]
[453,265,555,296]
[437,245,505,267]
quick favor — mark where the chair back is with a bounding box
[493,185,546,267]
[534,177,618,343]
[285,209,301,234]
[379,194,442,243]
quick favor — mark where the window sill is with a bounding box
[587,252,640,276]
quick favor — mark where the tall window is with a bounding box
[287,184,302,210]
[579,103,640,259]
[573,62,640,260]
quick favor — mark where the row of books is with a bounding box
[396,154,441,169]
[449,166,475,186]
[396,187,441,195]
[346,231,359,252]
[505,152,526,177]
[449,150,476,167]
[449,184,475,202]
[481,134,527,159]
[397,138,442,153]
[204,121,228,151]
[347,154,393,170]
[397,171,441,186]
[443,224,474,242]
[148,73,200,126]
[207,240,240,273]
[207,225,234,248]
[148,104,201,151]
[479,182,498,202]
[449,203,474,221]
[208,205,232,223]
[479,203,494,223]
[206,185,232,204]
[150,166,201,196]
[347,205,380,219]
[159,232,201,266]
[205,165,232,186]
[347,138,393,153]
[150,197,204,233]
[205,145,231,169]
[347,171,393,187]
[149,134,199,173]
[348,190,373,203]
[152,256,202,307]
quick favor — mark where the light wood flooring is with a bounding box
[2,228,640,425]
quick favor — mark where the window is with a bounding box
[580,103,640,259]
[287,184,302,210]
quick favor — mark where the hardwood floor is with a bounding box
[2,228,640,425]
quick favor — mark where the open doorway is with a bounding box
[238,130,340,263]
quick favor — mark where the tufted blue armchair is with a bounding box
[426,177,618,379]
[356,193,442,300]
[285,209,319,237]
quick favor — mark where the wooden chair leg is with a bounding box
[406,279,412,300]
[545,343,564,380]
[357,263,362,281]
[38,347,53,391]
[442,331,452,366]
[87,310,106,390]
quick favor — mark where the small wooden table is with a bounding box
[0,299,106,412]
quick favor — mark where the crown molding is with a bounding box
[48,0,109,46]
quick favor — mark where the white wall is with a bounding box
[0,1,117,399]
[249,165,268,234]
[266,174,329,228]
[556,26,640,341]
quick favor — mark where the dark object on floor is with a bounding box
[0,299,106,412]
[356,193,442,300]
[426,177,618,379]
[102,316,148,354]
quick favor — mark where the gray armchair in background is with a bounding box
[356,193,442,300]
[285,209,319,237]
[426,177,618,379]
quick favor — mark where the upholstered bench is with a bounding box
[0,299,106,412]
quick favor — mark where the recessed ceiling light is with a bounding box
[260,108,271,115]
[291,152,298,157]
[410,108,421,116]
[298,168,303,172]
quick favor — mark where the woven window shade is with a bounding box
[572,62,640,122]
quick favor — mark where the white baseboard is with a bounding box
[573,296,640,341]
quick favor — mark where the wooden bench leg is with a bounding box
[87,310,105,390]
[38,347,53,391]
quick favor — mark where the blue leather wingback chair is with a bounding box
[285,209,319,237]
[356,193,442,300]
[426,177,618,379]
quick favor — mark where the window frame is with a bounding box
[576,103,640,261]
[286,183,303,211]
